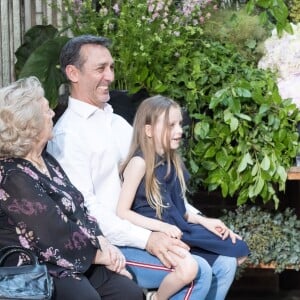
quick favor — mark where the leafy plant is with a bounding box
[289,0,300,23]
[246,0,292,36]
[15,25,69,107]
[202,7,269,62]
[220,205,300,273]
[15,0,300,208]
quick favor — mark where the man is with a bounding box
[48,35,238,299]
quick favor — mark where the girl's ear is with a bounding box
[145,124,152,138]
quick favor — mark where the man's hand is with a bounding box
[145,232,190,268]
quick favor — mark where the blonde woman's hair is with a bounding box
[120,95,187,219]
[0,76,45,158]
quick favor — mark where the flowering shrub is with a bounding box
[61,0,217,92]
[258,23,300,80]
[58,0,300,208]
[15,0,300,207]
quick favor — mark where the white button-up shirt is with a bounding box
[47,97,151,248]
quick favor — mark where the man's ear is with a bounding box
[65,65,79,83]
[145,124,152,138]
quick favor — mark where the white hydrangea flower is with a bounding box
[258,23,300,107]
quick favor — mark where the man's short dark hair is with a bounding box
[60,35,111,79]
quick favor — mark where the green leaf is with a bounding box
[237,153,253,173]
[236,88,252,98]
[261,155,271,171]
[251,163,259,176]
[245,39,257,49]
[235,113,252,121]
[15,25,58,78]
[216,149,228,168]
[194,122,210,139]
[202,161,218,170]
[19,36,70,107]
[230,117,239,132]
[277,165,287,182]
[254,177,264,196]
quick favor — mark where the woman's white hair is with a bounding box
[0,76,45,158]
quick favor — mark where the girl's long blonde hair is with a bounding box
[120,95,187,219]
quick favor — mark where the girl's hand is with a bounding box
[160,223,182,239]
[200,217,242,242]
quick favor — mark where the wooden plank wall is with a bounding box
[0,0,64,87]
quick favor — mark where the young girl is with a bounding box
[117,95,250,300]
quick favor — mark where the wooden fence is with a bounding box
[0,0,65,87]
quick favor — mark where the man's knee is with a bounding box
[215,256,237,274]
[192,254,213,281]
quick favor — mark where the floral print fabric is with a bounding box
[0,152,102,278]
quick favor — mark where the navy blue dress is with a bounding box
[131,156,250,265]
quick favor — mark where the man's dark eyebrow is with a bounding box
[96,62,115,67]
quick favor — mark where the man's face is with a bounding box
[71,44,115,108]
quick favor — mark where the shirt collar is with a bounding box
[68,96,113,119]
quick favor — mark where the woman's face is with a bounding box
[39,98,55,143]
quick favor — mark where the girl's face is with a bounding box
[151,106,183,156]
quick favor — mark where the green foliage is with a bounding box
[202,7,269,62]
[289,0,300,23]
[14,0,300,207]
[160,39,300,208]
[58,0,214,92]
[15,25,58,78]
[246,0,293,36]
[15,25,69,107]
[220,206,300,273]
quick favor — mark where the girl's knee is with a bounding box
[175,253,199,284]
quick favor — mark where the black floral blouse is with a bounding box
[0,151,102,278]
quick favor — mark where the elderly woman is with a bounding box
[0,76,143,300]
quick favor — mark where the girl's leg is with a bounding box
[121,246,213,300]
[154,248,198,300]
[205,256,237,300]
[237,256,248,265]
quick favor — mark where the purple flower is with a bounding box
[0,189,8,200]
[23,167,39,180]
[57,258,73,268]
[19,236,30,248]
[53,176,66,186]
[113,3,120,14]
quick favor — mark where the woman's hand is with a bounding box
[94,236,132,279]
